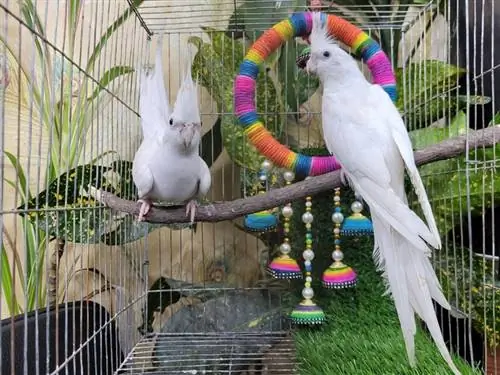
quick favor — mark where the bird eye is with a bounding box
[169,118,173,126]
[323,51,330,58]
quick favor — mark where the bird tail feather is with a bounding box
[371,212,461,375]
[351,175,440,251]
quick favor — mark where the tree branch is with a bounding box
[97,126,500,224]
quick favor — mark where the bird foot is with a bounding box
[137,199,152,222]
[185,200,198,225]
[204,203,216,217]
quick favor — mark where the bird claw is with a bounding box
[185,200,198,225]
[137,199,152,222]
[340,169,348,186]
[354,192,364,203]
[205,203,216,217]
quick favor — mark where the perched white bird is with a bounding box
[305,13,461,375]
[132,37,211,223]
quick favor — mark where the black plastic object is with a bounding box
[1,300,123,375]
[153,289,289,373]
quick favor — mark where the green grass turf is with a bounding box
[283,189,481,375]
[292,238,481,374]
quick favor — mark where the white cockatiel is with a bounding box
[305,13,461,375]
[132,37,211,223]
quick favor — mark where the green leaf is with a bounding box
[19,0,48,65]
[411,111,467,189]
[19,164,111,211]
[189,28,283,171]
[109,160,137,200]
[411,111,500,236]
[4,151,32,203]
[396,60,467,129]
[409,110,467,150]
[22,217,48,310]
[86,65,135,101]
[19,164,114,243]
[67,0,84,55]
[18,0,53,118]
[489,111,500,126]
[85,0,145,73]
[0,0,144,314]
[1,245,20,316]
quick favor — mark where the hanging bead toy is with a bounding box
[290,190,325,325]
[244,159,278,233]
[341,199,373,236]
[267,170,302,279]
[322,188,358,289]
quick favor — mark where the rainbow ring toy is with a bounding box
[233,11,397,177]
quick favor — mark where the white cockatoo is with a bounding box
[305,13,460,375]
[132,37,211,223]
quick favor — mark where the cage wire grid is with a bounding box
[135,0,431,33]
[0,0,498,375]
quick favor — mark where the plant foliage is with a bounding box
[407,111,500,238]
[189,27,284,171]
[396,60,468,129]
[0,0,143,316]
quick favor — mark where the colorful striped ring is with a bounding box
[233,11,397,177]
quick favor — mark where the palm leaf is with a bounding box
[4,151,32,203]
[66,0,84,56]
[86,65,135,101]
[1,244,20,315]
[85,0,145,73]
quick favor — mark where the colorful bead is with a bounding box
[267,170,302,279]
[322,187,358,289]
[244,160,278,233]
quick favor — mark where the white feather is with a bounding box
[308,13,460,374]
[132,40,211,206]
[370,84,442,249]
[171,52,200,125]
[139,35,170,138]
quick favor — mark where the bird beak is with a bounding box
[180,123,197,148]
[305,60,314,74]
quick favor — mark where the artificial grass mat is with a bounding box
[283,191,481,375]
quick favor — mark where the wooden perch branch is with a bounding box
[98,126,500,224]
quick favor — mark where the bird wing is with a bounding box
[322,92,440,252]
[369,84,442,249]
[139,35,170,138]
[196,157,211,198]
[132,146,155,199]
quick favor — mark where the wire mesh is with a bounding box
[0,0,498,374]
[0,0,150,374]
[117,332,297,374]
[135,0,431,33]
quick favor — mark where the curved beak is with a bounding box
[180,123,199,148]
[305,59,315,74]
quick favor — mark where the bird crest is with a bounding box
[309,12,336,48]
[138,34,171,137]
[171,54,201,125]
